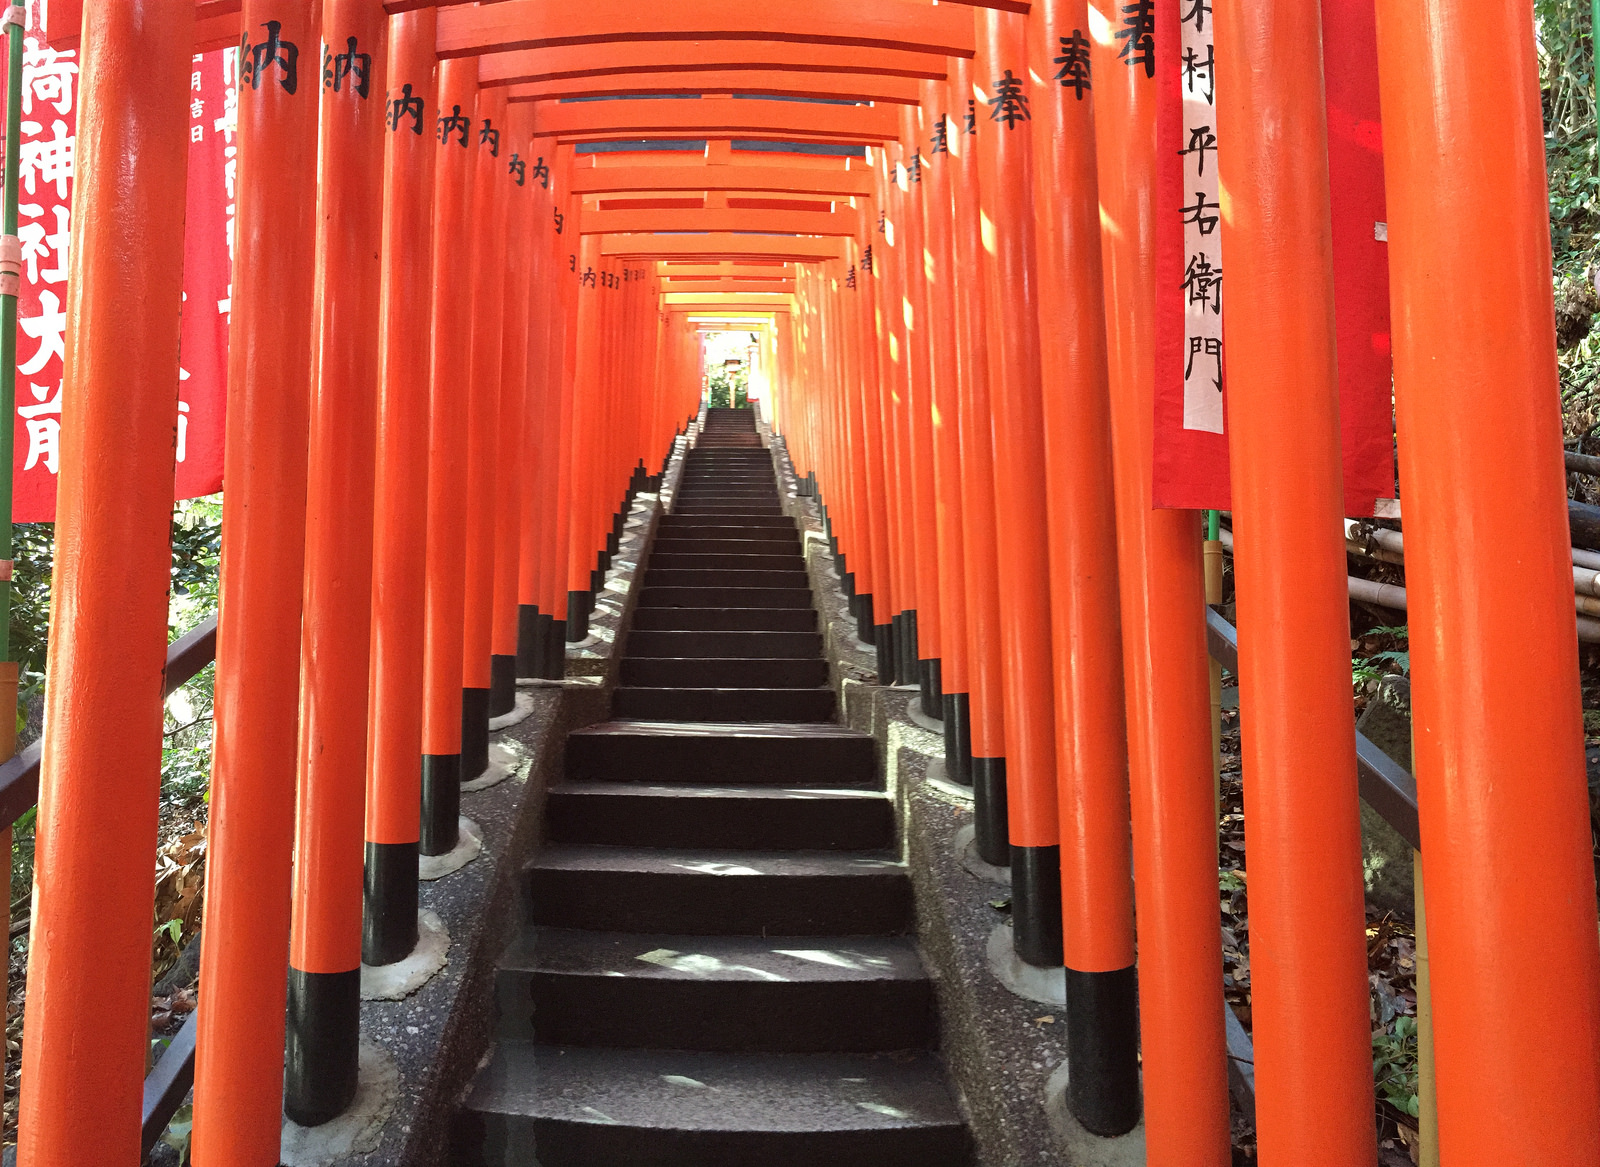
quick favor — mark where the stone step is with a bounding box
[524,844,911,935]
[624,629,822,659]
[495,928,935,1051]
[544,781,894,851]
[643,568,811,590]
[649,553,805,572]
[630,607,818,633]
[657,515,798,532]
[618,656,828,689]
[456,1045,970,1167]
[652,536,801,555]
[613,686,835,723]
[565,719,876,785]
[638,586,814,609]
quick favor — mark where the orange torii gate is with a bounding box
[14,2,1600,1167]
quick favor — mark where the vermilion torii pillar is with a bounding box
[919,87,974,787]
[285,0,387,1128]
[363,7,438,970]
[948,52,1011,869]
[1217,0,1378,1158]
[17,3,194,1162]
[897,108,945,717]
[193,2,321,1161]
[1028,0,1139,1136]
[973,8,1063,969]
[460,85,511,780]
[420,56,479,857]
[490,102,536,715]
[1092,0,1228,1157]
[1374,0,1600,1160]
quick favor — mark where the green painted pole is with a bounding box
[0,2,23,665]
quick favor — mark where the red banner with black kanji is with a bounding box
[1152,0,1394,516]
[3,3,231,521]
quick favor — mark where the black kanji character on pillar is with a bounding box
[531,155,551,189]
[387,82,424,135]
[1053,30,1092,99]
[862,244,874,273]
[877,210,887,235]
[846,264,857,289]
[1183,43,1216,105]
[1180,190,1220,235]
[480,119,500,157]
[1185,335,1222,391]
[929,115,949,155]
[1181,0,1212,32]
[240,20,299,94]
[964,99,977,135]
[438,103,470,146]
[554,208,565,234]
[509,153,526,186]
[1179,125,1217,176]
[988,70,1031,128]
[569,253,577,271]
[1116,0,1156,79]
[581,267,597,288]
[322,36,371,98]
[1181,252,1222,314]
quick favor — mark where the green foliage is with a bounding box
[1352,624,1410,691]
[706,364,750,410]
[1372,1013,1421,1118]
[1539,3,1600,438]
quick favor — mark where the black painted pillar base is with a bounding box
[420,753,461,856]
[516,604,543,678]
[842,570,856,604]
[943,692,973,786]
[489,654,517,718]
[874,622,896,685]
[856,594,876,645]
[920,658,943,720]
[461,687,490,779]
[363,840,419,967]
[592,562,608,590]
[1012,844,1065,967]
[898,610,920,685]
[1065,965,1142,1136]
[972,755,1011,866]
[285,967,361,1127]
[567,591,591,642]
[545,617,567,679]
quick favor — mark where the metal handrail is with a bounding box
[0,615,218,1159]
[1205,608,1420,850]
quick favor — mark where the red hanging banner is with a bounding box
[1152,0,1394,516]
[7,5,231,521]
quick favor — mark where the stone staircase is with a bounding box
[455,407,972,1166]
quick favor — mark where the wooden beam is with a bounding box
[580,206,854,236]
[604,233,844,261]
[508,71,922,105]
[662,292,794,308]
[659,280,798,293]
[478,41,951,86]
[655,263,794,277]
[570,164,873,198]
[436,0,976,59]
[530,96,897,143]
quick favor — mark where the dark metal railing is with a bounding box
[1204,608,1421,1123]
[0,615,216,1159]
